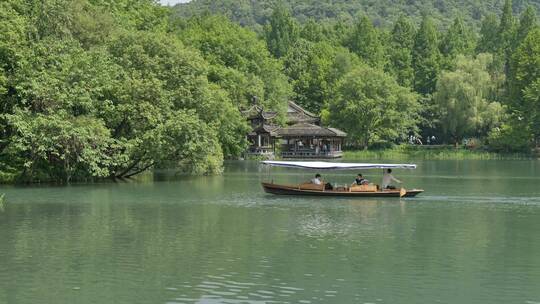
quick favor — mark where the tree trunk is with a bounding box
[124,162,155,178]
[453,135,460,148]
[115,153,147,178]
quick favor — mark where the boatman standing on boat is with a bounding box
[382,169,402,189]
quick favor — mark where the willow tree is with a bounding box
[433,54,503,145]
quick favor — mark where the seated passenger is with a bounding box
[352,173,369,186]
[311,173,333,190]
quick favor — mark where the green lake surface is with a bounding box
[1,160,540,304]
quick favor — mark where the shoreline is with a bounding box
[342,146,532,161]
[1,148,535,184]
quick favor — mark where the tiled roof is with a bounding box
[261,111,278,120]
[241,105,264,119]
[248,124,279,136]
[287,101,320,124]
[276,123,346,137]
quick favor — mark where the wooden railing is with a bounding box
[245,146,274,155]
[281,150,343,158]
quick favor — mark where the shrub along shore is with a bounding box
[343,145,532,161]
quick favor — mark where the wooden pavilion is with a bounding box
[243,101,346,159]
[243,105,278,157]
[277,123,346,158]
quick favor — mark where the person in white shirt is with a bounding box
[311,174,322,185]
[311,173,333,190]
[382,169,402,189]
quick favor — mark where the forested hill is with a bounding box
[173,0,540,29]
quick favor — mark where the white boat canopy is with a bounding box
[261,161,416,170]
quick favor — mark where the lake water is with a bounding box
[1,160,540,304]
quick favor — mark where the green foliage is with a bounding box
[283,39,359,113]
[477,14,500,54]
[388,15,416,87]
[512,27,540,143]
[329,65,419,148]
[517,6,538,43]
[6,111,113,182]
[433,54,504,144]
[264,5,299,58]
[487,117,533,152]
[440,17,476,68]
[0,0,254,183]
[174,0,540,30]
[499,0,518,55]
[413,16,441,95]
[139,110,224,175]
[522,78,540,143]
[106,31,249,161]
[344,145,517,160]
[300,19,326,42]
[173,15,291,113]
[3,0,540,183]
[513,28,540,95]
[346,15,385,67]
[499,0,519,82]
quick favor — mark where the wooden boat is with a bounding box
[261,161,424,198]
[262,182,423,198]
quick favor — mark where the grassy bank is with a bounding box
[343,145,530,160]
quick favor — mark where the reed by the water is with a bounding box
[343,145,529,160]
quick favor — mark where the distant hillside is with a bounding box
[173,0,540,29]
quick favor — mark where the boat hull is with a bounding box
[262,182,423,198]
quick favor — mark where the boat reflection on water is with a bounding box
[294,199,410,239]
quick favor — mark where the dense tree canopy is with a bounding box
[511,27,540,144]
[477,13,500,54]
[413,16,442,95]
[264,4,300,58]
[3,0,540,183]
[328,65,419,149]
[440,17,476,68]
[173,0,540,30]
[0,0,253,182]
[284,39,359,113]
[347,15,386,68]
[172,15,291,113]
[388,15,416,87]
